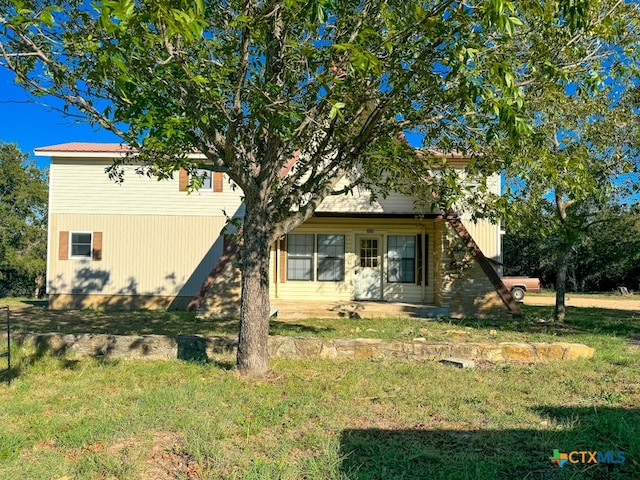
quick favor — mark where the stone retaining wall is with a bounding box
[6,333,595,364]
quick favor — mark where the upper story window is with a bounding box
[179,168,224,192]
[71,232,92,258]
[198,169,213,190]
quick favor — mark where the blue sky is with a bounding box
[0,68,120,170]
[1,65,427,173]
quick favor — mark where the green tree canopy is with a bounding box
[497,78,640,319]
[504,204,640,294]
[0,142,48,298]
[1,0,637,373]
[577,205,640,292]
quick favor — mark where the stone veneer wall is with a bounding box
[198,254,242,319]
[433,219,445,307]
[436,220,508,319]
[7,333,595,364]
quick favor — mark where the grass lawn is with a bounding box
[0,298,639,479]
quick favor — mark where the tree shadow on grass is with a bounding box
[0,334,80,382]
[340,406,640,480]
[8,307,242,337]
[22,299,48,308]
[10,305,334,339]
[269,320,334,336]
[437,305,640,339]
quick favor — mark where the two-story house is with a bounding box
[36,142,518,318]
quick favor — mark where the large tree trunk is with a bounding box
[554,191,571,322]
[236,205,272,376]
[555,244,569,321]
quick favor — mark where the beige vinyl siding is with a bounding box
[316,171,500,215]
[316,177,425,214]
[460,218,501,261]
[46,154,501,309]
[50,158,426,217]
[269,218,436,303]
[454,172,501,260]
[49,159,244,217]
[49,213,227,297]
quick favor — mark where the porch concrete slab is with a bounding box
[269,300,448,320]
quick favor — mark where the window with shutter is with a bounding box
[180,168,224,192]
[59,232,103,261]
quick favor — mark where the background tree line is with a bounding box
[0,142,48,298]
[503,204,640,293]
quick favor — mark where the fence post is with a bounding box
[1,307,9,385]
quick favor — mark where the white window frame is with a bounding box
[317,234,345,282]
[69,232,93,260]
[387,235,416,283]
[193,168,214,191]
[287,234,315,281]
[286,233,346,282]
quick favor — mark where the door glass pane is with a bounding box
[360,239,378,268]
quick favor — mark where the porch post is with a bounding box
[421,224,427,301]
[275,240,280,298]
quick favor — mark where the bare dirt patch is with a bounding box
[116,431,203,480]
[143,433,202,480]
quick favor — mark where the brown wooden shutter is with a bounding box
[280,237,287,283]
[92,232,103,261]
[59,231,69,260]
[213,172,224,192]
[179,168,189,191]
